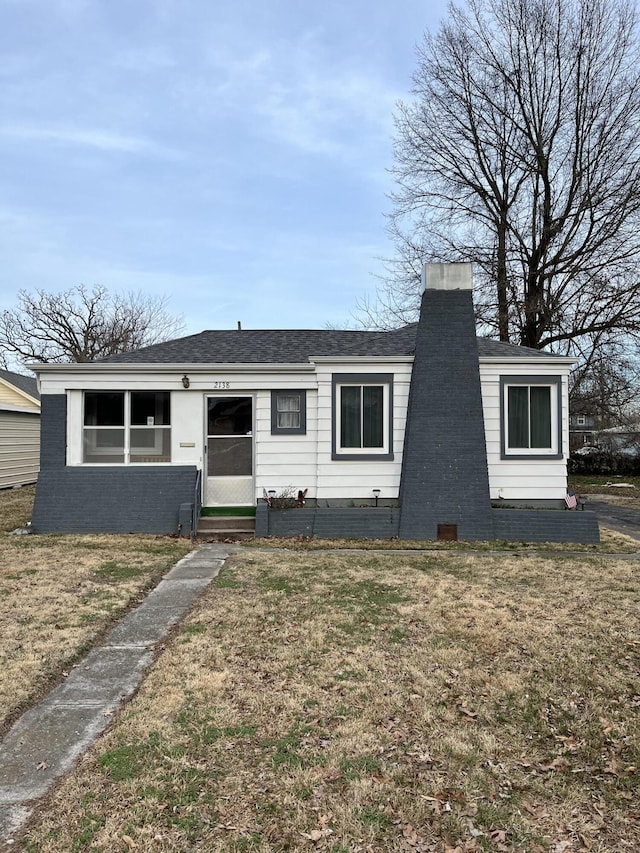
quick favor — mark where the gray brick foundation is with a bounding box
[255,503,400,539]
[31,395,199,534]
[491,508,599,544]
[255,502,600,544]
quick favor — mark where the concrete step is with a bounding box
[197,516,255,532]
[196,516,256,539]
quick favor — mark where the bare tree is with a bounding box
[366,0,640,366]
[570,344,640,426]
[0,286,185,366]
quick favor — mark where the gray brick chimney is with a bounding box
[398,263,493,541]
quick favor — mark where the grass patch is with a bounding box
[22,548,640,852]
[571,473,640,491]
[200,506,256,517]
[94,561,145,580]
[0,483,35,533]
[0,488,192,734]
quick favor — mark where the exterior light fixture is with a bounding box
[181,374,190,389]
[268,490,276,499]
[372,488,381,507]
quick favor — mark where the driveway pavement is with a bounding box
[586,499,640,541]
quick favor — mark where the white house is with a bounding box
[30,264,599,543]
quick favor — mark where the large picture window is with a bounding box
[500,377,562,458]
[332,374,393,460]
[83,391,171,463]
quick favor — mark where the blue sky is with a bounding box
[0,0,449,337]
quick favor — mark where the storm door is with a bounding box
[205,396,254,505]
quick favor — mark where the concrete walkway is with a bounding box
[0,544,235,847]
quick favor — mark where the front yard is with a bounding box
[1,486,639,851]
[19,547,640,852]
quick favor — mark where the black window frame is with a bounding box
[270,390,307,435]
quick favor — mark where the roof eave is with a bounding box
[479,355,577,365]
[0,403,41,414]
[29,361,317,374]
[309,355,413,364]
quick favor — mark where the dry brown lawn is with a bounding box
[0,486,191,734]
[21,547,640,853]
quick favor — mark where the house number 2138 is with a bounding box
[213,381,230,389]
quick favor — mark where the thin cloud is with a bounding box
[0,124,181,158]
[196,36,400,161]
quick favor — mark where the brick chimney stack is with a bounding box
[398,263,493,541]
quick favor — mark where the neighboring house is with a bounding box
[569,413,598,452]
[0,369,41,489]
[595,424,640,457]
[570,416,640,458]
[30,264,599,543]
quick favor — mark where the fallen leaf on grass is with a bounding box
[121,835,137,849]
[536,756,568,772]
[522,802,550,819]
[457,702,478,719]
[444,842,479,852]
[301,828,333,842]
[402,823,425,847]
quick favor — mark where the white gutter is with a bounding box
[479,356,577,366]
[310,356,413,364]
[29,353,576,375]
[28,362,317,374]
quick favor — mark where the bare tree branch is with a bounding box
[364,0,640,377]
[0,286,185,367]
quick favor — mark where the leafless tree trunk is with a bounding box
[0,286,184,366]
[366,0,640,366]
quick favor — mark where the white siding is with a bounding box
[61,370,319,504]
[41,355,572,504]
[254,389,318,495]
[480,361,571,500]
[0,411,40,488]
[314,362,412,500]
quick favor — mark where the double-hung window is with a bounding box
[271,390,306,435]
[83,391,171,463]
[332,374,393,460]
[500,377,561,458]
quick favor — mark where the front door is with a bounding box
[205,396,253,506]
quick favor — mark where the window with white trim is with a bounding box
[500,377,562,459]
[332,374,393,460]
[83,391,171,463]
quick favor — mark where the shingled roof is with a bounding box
[99,325,556,365]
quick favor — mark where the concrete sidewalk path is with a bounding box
[0,544,235,847]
